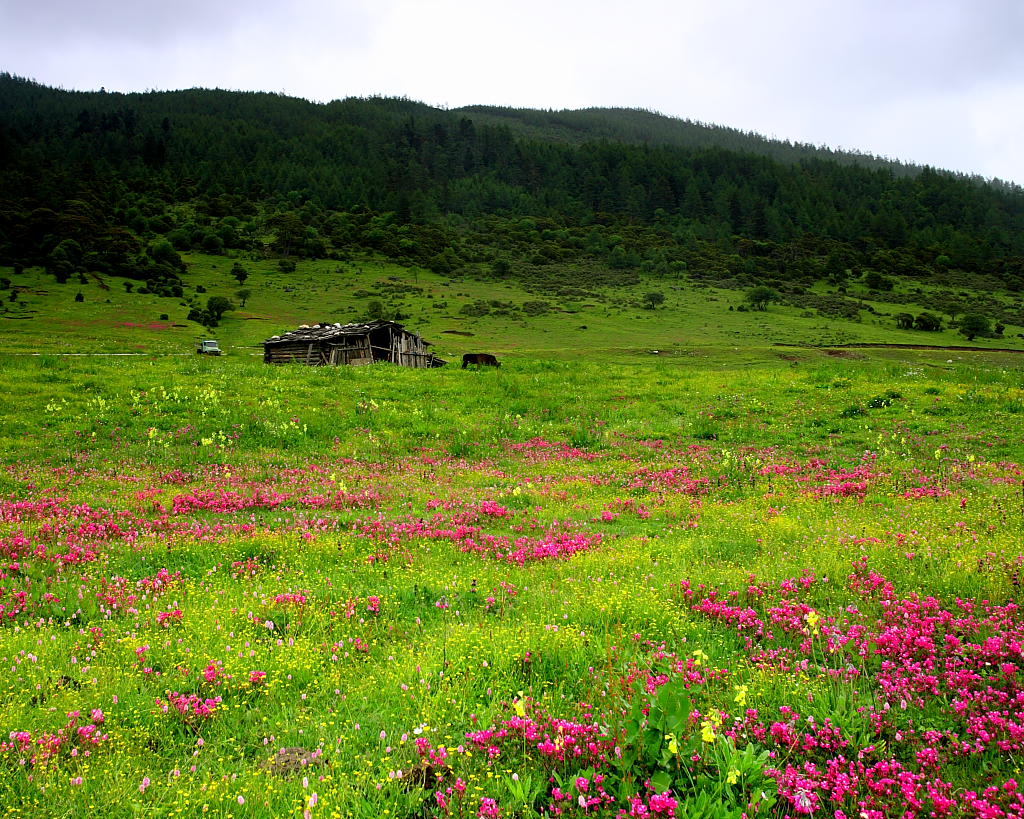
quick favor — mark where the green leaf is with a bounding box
[650,770,672,793]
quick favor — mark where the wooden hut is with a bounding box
[263,321,445,367]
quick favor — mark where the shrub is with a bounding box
[959,313,991,341]
[521,301,551,316]
[460,301,490,318]
[914,312,942,331]
[746,286,779,311]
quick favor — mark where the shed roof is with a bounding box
[263,320,432,346]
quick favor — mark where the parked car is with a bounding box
[196,339,223,356]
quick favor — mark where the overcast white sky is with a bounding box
[2,0,1022,184]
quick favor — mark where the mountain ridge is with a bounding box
[2,73,1023,323]
[4,73,1015,186]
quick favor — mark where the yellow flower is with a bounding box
[700,720,715,743]
[693,649,708,667]
[666,734,679,755]
[726,768,740,785]
[805,610,820,633]
[733,685,748,707]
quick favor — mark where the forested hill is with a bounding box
[453,105,924,176]
[2,72,1023,307]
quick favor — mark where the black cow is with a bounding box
[462,353,500,368]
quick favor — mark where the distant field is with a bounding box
[2,350,1024,818]
[3,254,1023,360]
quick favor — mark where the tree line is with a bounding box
[1,73,1022,305]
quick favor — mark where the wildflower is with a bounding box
[700,720,716,743]
[733,684,748,707]
[804,610,820,633]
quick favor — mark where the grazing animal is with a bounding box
[462,353,500,368]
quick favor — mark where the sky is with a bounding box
[2,0,1023,184]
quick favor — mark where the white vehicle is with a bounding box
[196,339,223,356]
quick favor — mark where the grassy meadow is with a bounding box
[5,252,1024,359]
[2,341,1024,818]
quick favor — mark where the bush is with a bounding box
[521,301,551,316]
[187,307,214,326]
[959,313,991,341]
[864,271,894,291]
[914,312,942,331]
[459,301,490,318]
[746,286,779,311]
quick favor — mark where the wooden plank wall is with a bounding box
[265,332,435,367]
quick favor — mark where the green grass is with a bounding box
[3,285,1024,817]
[4,255,1024,359]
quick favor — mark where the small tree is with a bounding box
[206,296,234,322]
[231,263,249,285]
[959,313,990,341]
[895,312,914,330]
[642,292,666,310]
[235,288,252,308]
[745,286,779,311]
[914,312,942,331]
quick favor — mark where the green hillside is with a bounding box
[2,73,1024,353]
[6,250,1024,366]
